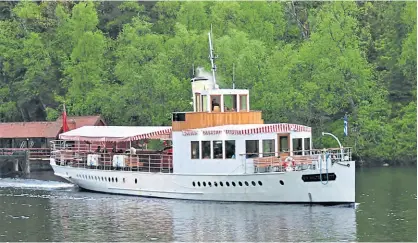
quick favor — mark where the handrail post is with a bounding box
[148,155,151,172]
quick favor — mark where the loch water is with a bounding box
[0,167,416,242]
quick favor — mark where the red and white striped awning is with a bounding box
[182,123,311,136]
[59,126,172,142]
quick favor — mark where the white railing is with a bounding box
[241,147,352,174]
[50,141,173,173]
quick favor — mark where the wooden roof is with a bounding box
[0,115,106,139]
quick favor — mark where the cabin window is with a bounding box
[262,139,275,157]
[211,95,221,112]
[202,95,208,112]
[240,95,248,111]
[223,95,237,111]
[304,138,311,155]
[191,141,200,159]
[225,140,236,159]
[213,140,223,159]
[292,138,302,155]
[202,141,211,159]
[245,140,259,158]
[279,136,289,152]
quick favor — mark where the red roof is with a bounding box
[0,115,106,139]
[0,122,62,138]
[56,115,106,128]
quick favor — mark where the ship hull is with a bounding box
[51,161,355,204]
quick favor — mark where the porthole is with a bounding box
[192,182,196,187]
[226,182,230,187]
[280,180,284,185]
[112,178,115,183]
[251,181,256,186]
[135,178,138,184]
[208,182,212,187]
[123,178,125,183]
[203,182,206,187]
[197,182,201,187]
[108,177,111,182]
[116,178,118,183]
[220,182,223,187]
[245,181,249,186]
[258,181,263,186]
[214,182,218,187]
[239,181,243,186]
[232,182,236,187]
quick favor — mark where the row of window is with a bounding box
[191,140,236,159]
[76,174,285,187]
[195,94,248,112]
[192,180,285,187]
[76,174,127,183]
[193,180,262,187]
[190,137,312,160]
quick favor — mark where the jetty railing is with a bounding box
[242,147,352,173]
[0,148,51,160]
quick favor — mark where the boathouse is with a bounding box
[0,115,106,149]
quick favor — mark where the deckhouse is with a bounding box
[171,72,313,174]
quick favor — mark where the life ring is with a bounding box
[285,156,295,168]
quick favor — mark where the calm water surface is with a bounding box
[0,167,416,242]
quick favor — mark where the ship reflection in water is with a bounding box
[0,178,356,241]
[48,192,356,242]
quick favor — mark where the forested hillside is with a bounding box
[0,1,416,165]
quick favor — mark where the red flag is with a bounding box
[62,104,69,132]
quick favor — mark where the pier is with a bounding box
[0,148,51,176]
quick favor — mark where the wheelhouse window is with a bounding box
[304,138,311,155]
[262,139,274,157]
[225,140,236,159]
[202,95,208,112]
[213,140,223,159]
[211,95,221,112]
[245,140,259,158]
[202,141,211,159]
[195,93,201,112]
[223,95,237,111]
[191,141,199,159]
[239,95,248,111]
[292,138,302,155]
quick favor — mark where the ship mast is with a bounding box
[208,25,217,88]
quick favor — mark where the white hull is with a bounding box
[51,161,355,204]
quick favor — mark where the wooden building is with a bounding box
[0,116,106,149]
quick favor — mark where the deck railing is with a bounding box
[51,149,173,173]
[241,147,352,173]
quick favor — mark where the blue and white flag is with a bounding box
[344,114,348,137]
